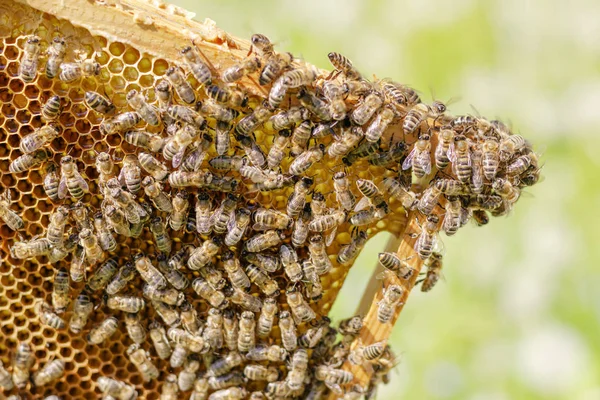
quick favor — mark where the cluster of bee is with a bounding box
[0,31,540,399]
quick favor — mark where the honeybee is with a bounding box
[103,204,130,237]
[94,152,116,190]
[100,111,142,135]
[403,101,447,135]
[297,88,332,121]
[265,130,290,170]
[223,251,251,291]
[287,286,316,324]
[351,93,383,126]
[212,194,238,234]
[243,252,280,273]
[123,89,159,126]
[165,66,196,104]
[279,244,303,282]
[302,259,323,301]
[471,209,490,226]
[244,230,284,253]
[164,125,201,168]
[415,215,442,260]
[207,351,243,377]
[59,58,100,82]
[149,321,172,360]
[417,184,442,216]
[252,208,291,232]
[402,133,432,178]
[35,299,66,329]
[19,35,41,82]
[419,251,444,292]
[321,80,347,121]
[344,139,381,166]
[246,264,279,296]
[9,148,49,173]
[33,359,65,387]
[180,301,202,334]
[68,292,93,334]
[244,365,278,383]
[222,56,261,83]
[328,51,361,79]
[308,210,346,234]
[107,294,145,313]
[57,155,89,199]
[377,252,414,280]
[291,204,311,248]
[382,177,418,211]
[228,287,263,313]
[105,262,136,295]
[88,316,119,344]
[127,344,160,382]
[41,95,61,121]
[10,236,51,260]
[270,107,309,131]
[470,146,484,193]
[482,137,500,180]
[449,135,472,183]
[79,228,103,264]
[208,387,247,400]
[152,300,181,327]
[181,45,212,86]
[124,312,147,344]
[166,104,206,128]
[51,267,70,314]
[0,360,14,391]
[198,99,239,123]
[433,178,466,196]
[134,254,167,289]
[246,344,288,363]
[289,144,325,176]
[237,311,257,352]
[377,284,404,324]
[328,126,364,158]
[315,365,354,395]
[499,134,527,162]
[195,192,213,235]
[19,125,60,154]
[0,190,24,231]
[507,152,537,177]
[492,177,521,205]
[308,235,332,275]
[169,345,188,369]
[255,297,278,339]
[250,33,275,56]
[366,105,395,143]
[278,310,298,351]
[337,229,368,266]
[192,278,228,308]
[168,327,208,353]
[12,342,34,389]
[338,315,363,337]
[178,359,201,392]
[224,208,251,247]
[206,84,247,108]
[141,176,172,213]
[42,162,61,202]
[298,317,330,348]
[190,378,209,400]
[350,340,387,365]
[287,349,309,390]
[434,127,454,169]
[45,206,68,248]
[97,377,138,400]
[85,91,116,115]
[259,51,294,87]
[202,308,224,350]
[235,101,272,136]
[150,217,172,254]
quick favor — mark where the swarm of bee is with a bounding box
[0,3,541,399]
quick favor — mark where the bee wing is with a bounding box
[432,234,446,256]
[76,174,89,193]
[117,167,126,185]
[353,196,372,213]
[447,142,456,162]
[4,210,24,231]
[401,147,416,170]
[422,153,432,175]
[172,147,187,169]
[58,175,69,199]
[325,226,338,247]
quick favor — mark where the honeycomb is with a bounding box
[0,0,541,399]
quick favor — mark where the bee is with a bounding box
[402,133,432,178]
[148,321,172,359]
[223,251,251,291]
[492,177,521,205]
[470,145,485,194]
[134,254,167,289]
[97,377,138,400]
[331,171,357,212]
[42,36,68,78]
[94,152,116,190]
[308,235,332,275]
[287,286,316,324]
[179,300,202,334]
[115,156,141,196]
[435,127,455,169]
[322,80,347,121]
[48,232,78,263]
[103,204,130,237]
[67,292,94,334]
[152,300,181,327]
[124,312,147,344]
[190,378,209,400]
[9,148,49,173]
[198,99,239,123]
[279,244,303,282]
[350,340,387,365]
[289,144,325,176]
[244,364,278,383]
[433,178,465,196]
[252,208,292,231]
[0,360,14,391]
[142,176,173,212]
[449,135,472,183]
[57,155,89,200]
[302,259,323,301]
[381,177,418,211]
[420,252,443,292]
[237,310,257,352]
[164,124,201,168]
[10,236,51,260]
[228,287,263,313]
[288,120,313,156]
[343,139,381,166]
[235,101,272,136]
[286,348,309,390]
[33,359,65,387]
[266,129,291,170]
[35,300,66,329]
[299,317,330,348]
[235,134,268,170]
[104,263,135,296]
[78,228,103,264]
[19,125,60,154]
[93,209,117,250]
[0,190,24,231]
[51,267,70,314]
[337,229,368,266]
[241,167,293,192]
[246,264,279,296]
[149,217,172,254]
[327,51,361,79]
[378,252,414,279]
[349,202,388,227]
[291,203,311,247]
[206,84,247,108]
[195,192,213,235]
[247,344,288,363]
[380,79,412,105]
[222,56,261,83]
[208,387,247,400]
[168,327,208,354]
[169,345,188,369]
[88,316,119,344]
[417,184,442,215]
[328,126,365,158]
[259,52,294,87]
[59,58,100,82]
[84,91,116,115]
[415,215,442,260]
[166,104,206,128]
[107,294,145,313]
[244,230,284,253]
[208,155,245,173]
[308,210,346,233]
[42,162,61,202]
[270,107,309,131]
[224,208,251,247]
[255,297,278,339]
[41,95,62,121]
[278,310,298,351]
[377,284,404,324]
[450,115,477,133]
[213,194,238,234]
[479,137,500,180]
[207,351,243,377]
[189,236,222,270]
[165,66,196,104]
[338,315,363,337]
[243,252,280,273]
[366,105,395,143]
[178,359,201,392]
[507,152,537,177]
[499,134,527,162]
[127,344,160,382]
[471,209,490,226]
[19,35,41,82]
[12,342,34,389]
[202,308,224,350]
[181,46,212,86]
[100,111,142,135]
[315,365,354,395]
[469,194,504,211]
[297,88,332,121]
[192,278,228,309]
[403,101,447,135]
[351,92,383,126]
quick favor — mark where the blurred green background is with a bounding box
[172,0,599,398]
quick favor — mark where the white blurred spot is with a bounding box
[468,392,510,400]
[424,361,464,398]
